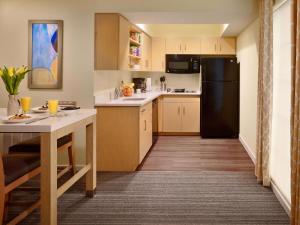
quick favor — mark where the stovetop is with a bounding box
[172,88,196,93]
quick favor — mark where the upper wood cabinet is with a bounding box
[152,37,166,72]
[94,14,130,70]
[165,38,201,54]
[141,33,152,71]
[201,37,219,55]
[201,37,236,55]
[182,38,201,54]
[165,38,182,54]
[218,38,236,55]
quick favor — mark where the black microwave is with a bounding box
[166,54,200,74]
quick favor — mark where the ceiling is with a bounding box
[119,0,258,36]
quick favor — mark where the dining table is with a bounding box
[0,108,97,225]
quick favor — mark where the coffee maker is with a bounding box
[132,78,146,92]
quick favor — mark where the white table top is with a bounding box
[0,109,96,133]
[95,91,201,107]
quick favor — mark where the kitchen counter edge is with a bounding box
[94,91,201,107]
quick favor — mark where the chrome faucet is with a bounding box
[114,87,121,99]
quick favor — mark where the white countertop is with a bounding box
[95,91,201,107]
[0,109,96,133]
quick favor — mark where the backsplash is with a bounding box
[132,71,201,91]
[93,70,201,103]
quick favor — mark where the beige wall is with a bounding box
[236,19,259,160]
[237,0,292,209]
[0,0,133,164]
[271,0,291,205]
[0,0,95,109]
[94,71,132,94]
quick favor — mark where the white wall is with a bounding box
[236,19,259,161]
[271,0,291,205]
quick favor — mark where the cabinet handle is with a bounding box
[214,44,217,52]
[178,106,180,115]
[183,106,185,115]
[185,44,187,52]
[180,44,182,52]
[144,120,147,131]
[141,109,146,112]
[220,45,221,52]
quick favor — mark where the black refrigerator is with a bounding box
[200,57,239,138]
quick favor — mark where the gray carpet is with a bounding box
[9,171,289,225]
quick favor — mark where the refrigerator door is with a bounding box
[200,81,239,138]
[201,58,239,82]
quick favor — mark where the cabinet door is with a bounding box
[182,38,201,54]
[141,33,152,71]
[162,102,182,132]
[139,103,152,163]
[201,37,218,55]
[165,38,182,54]
[218,38,236,55]
[118,16,130,70]
[181,102,200,132]
[94,14,119,70]
[152,38,166,72]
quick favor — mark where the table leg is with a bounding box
[86,120,96,197]
[41,132,58,225]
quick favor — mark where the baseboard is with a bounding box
[238,136,291,217]
[158,132,200,136]
[271,180,291,217]
[239,135,256,164]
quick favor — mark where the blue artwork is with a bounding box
[31,23,58,82]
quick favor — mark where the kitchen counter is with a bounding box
[94,91,201,107]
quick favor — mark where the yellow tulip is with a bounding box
[7,67,14,77]
[16,66,25,74]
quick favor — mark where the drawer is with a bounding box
[140,102,152,115]
[162,96,200,103]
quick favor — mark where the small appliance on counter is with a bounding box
[132,78,146,93]
[160,76,167,91]
[146,77,152,92]
[172,88,197,93]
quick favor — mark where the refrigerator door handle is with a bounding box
[199,65,202,93]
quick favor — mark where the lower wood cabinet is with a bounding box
[139,103,152,162]
[96,102,152,171]
[162,96,200,133]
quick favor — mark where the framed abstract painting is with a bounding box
[28,20,63,89]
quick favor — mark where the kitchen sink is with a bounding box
[122,98,147,101]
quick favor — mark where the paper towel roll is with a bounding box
[146,77,151,91]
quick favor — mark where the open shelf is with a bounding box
[129,54,141,60]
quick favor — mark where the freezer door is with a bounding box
[200,81,239,138]
[201,58,239,82]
